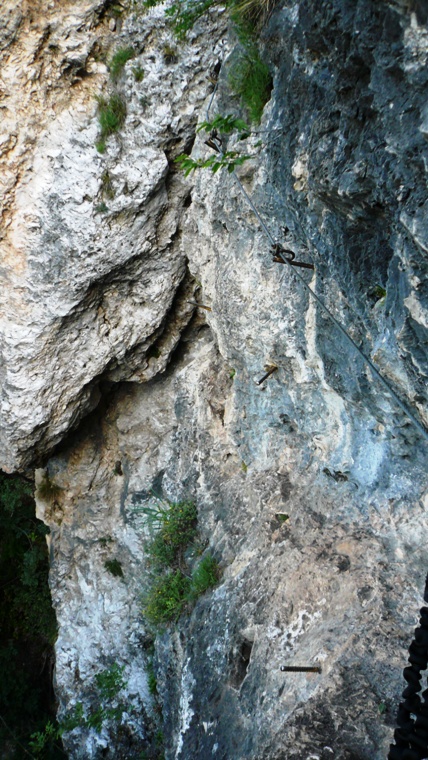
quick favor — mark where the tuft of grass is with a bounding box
[109,47,135,81]
[145,500,198,570]
[36,474,62,502]
[188,554,220,600]
[95,202,109,213]
[228,43,272,123]
[104,559,124,578]
[97,93,127,147]
[132,65,145,82]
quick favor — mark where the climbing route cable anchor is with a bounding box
[272,243,314,270]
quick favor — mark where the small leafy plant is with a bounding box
[197,114,250,136]
[188,554,220,601]
[175,150,252,176]
[61,663,128,735]
[176,114,255,175]
[144,570,191,625]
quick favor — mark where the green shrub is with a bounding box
[144,570,191,625]
[176,150,252,176]
[146,660,158,695]
[109,47,135,81]
[140,500,221,629]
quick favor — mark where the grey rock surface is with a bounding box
[1,0,428,758]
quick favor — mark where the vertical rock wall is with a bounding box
[1,0,428,758]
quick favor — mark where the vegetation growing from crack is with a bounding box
[96,93,127,153]
[141,0,273,122]
[104,558,124,578]
[138,499,220,628]
[109,47,135,81]
[175,114,254,175]
[36,473,62,503]
[30,663,129,756]
[176,149,252,175]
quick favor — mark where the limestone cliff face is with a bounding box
[0,0,225,471]
[2,0,428,758]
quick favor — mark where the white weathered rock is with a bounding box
[0,0,226,471]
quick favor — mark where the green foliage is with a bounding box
[143,500,197,570]
[374,285,386,300]
[228,43,272,123]
[104,558,124,578]
[197,114,250,136]
[95,202,109,213]
[146,660,158,695]
[276,513,289,524]
[96,663,126,701]
[188,554,220,600]
[132,65,145,82]
[140,499,221,629]
[28,720,63,757]
[60,664,128,737]
[144,570,191,625]
[109,47,135,81]
[0,472,61,757]
[176,150,252,176]
[141,0,218,39]
[140,0,272,121]
[96,93,127,150]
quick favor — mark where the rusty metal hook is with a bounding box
[272,242,314,270]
